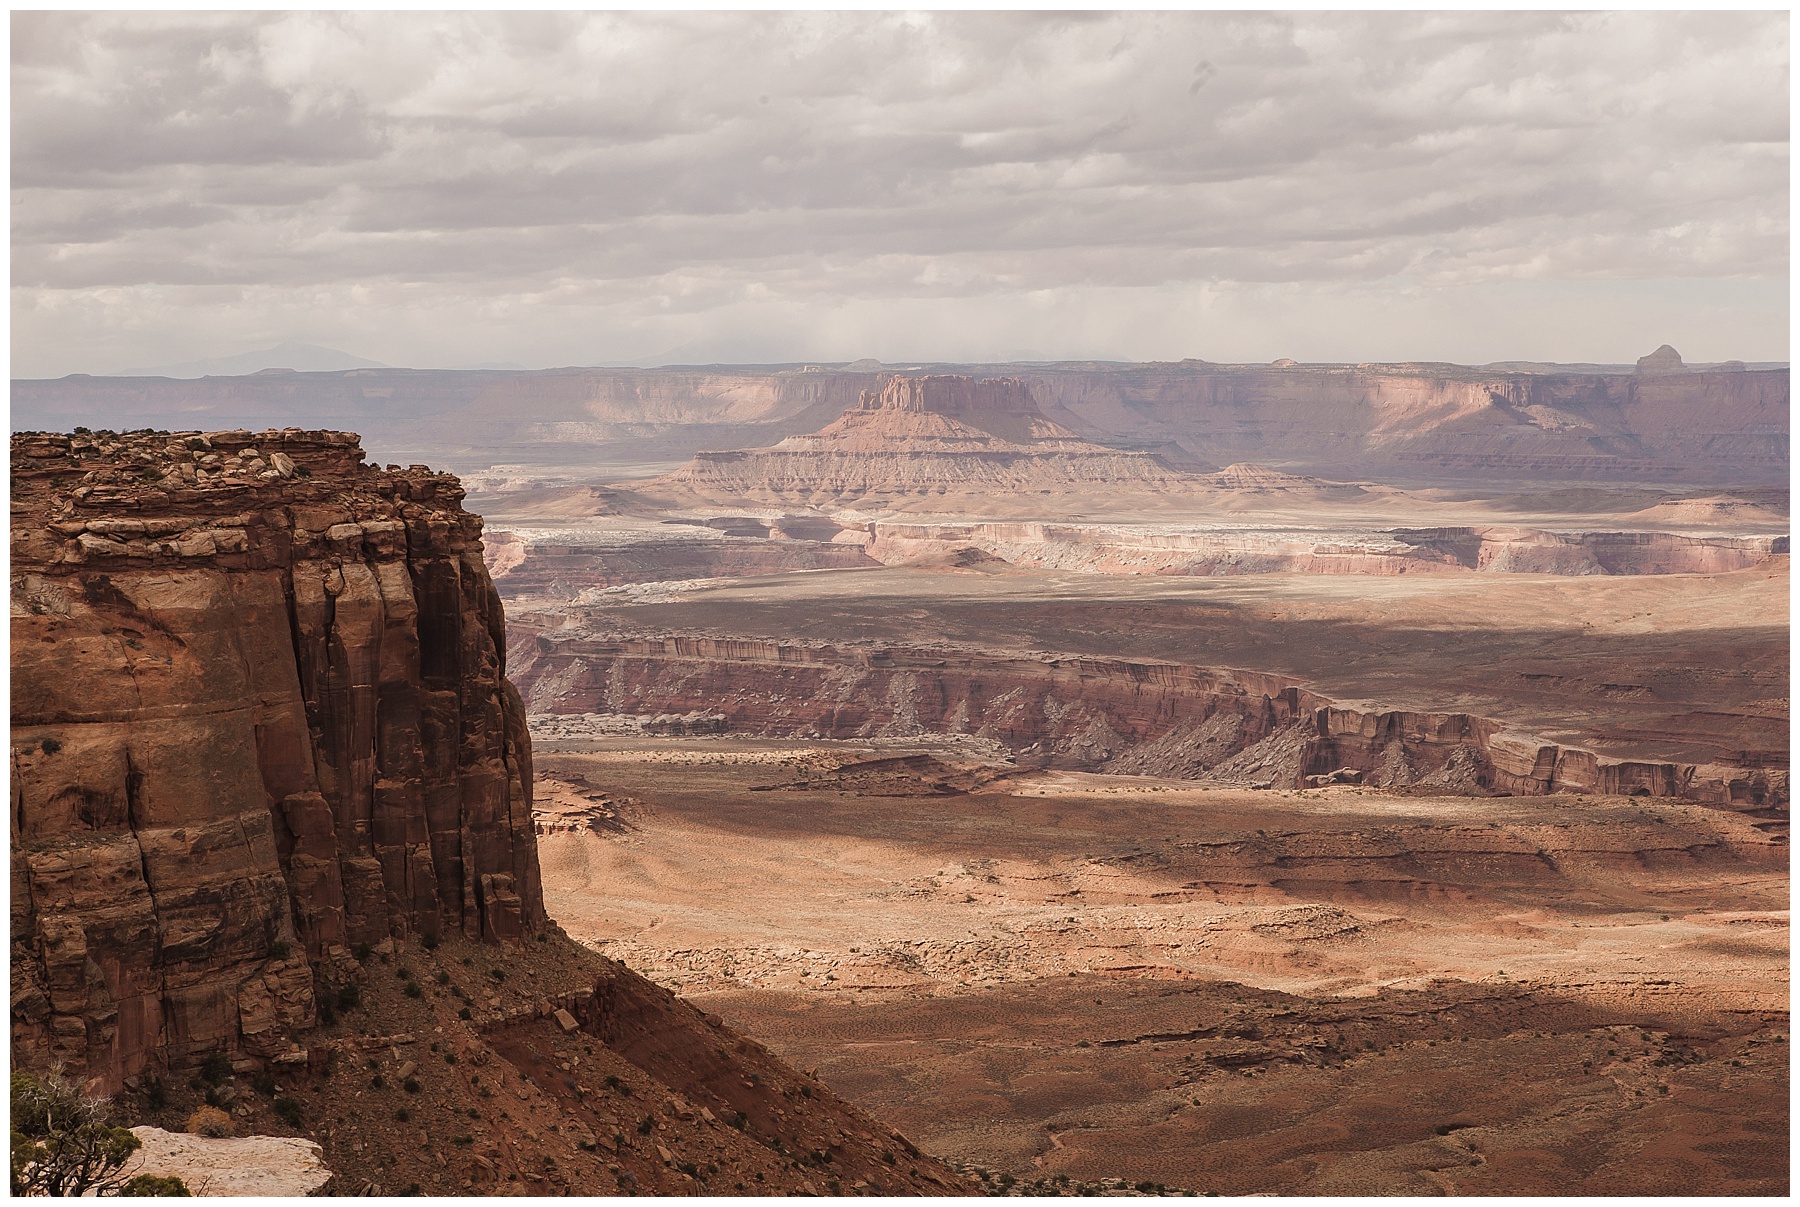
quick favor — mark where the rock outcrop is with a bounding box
[1636,344,1690,375]
[11,429,544,1091]
[505,632,1785,810]
[635,375,1213,507]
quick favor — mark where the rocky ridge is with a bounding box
[646,374,1207,507]
[504,631,1785,810]
[15,351,1782,485]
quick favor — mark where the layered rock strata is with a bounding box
[11,428,544,1091]
[647,374,1205,506]
[506,633,1784,810]
[854,520,1784,577]
[16,353,1785,485]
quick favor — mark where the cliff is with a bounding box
[505,632,1786,811]
[13,354,1786,485]
[11,428,544,1090]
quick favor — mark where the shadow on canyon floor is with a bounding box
[531,741,1788,1196]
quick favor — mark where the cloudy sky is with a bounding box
[11,10,1789,377]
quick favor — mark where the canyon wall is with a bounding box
[13,359,1786,484]
[11,429,545,1091]
[506,633,1783,810]
[856,521,1785,577]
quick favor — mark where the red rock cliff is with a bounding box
[11,428,544,1091]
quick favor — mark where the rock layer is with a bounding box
[14,355,1784,485]
[645,374,1208,507]
[506,633,1784,810]
[11,428,544,1091]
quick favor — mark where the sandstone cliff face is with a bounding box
[505,633,1784,811]
[11,429,544,1091]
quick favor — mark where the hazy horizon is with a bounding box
[13,11,1789,378]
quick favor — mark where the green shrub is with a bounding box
[11,1069,145,1196]
[273,1097,302,1126]
[118,1174,192,1196]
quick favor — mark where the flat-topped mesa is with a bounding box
[11,429,545,1091]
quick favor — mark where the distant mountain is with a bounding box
[110,342,388,378]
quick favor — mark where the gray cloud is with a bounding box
[10,10,1788,376]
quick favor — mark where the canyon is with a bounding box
[11,349,1788,1196]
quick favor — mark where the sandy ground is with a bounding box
[533,741,1788,1194]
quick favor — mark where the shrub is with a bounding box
[39,737,62,755]
[458,1007,472,1021]
[421,934,439,951]
[335,984,361,1011]
[267,940,291,961]
[393,1108,410,1123]
[184,1106,233,1138]
[637,1116,654,1135]
[251,1071,276,1097]
[402,1078,421,1094]
[117,1174,192,1196]
[371,1075,385,1090]
[199,1053,232,1086]
[436,971,450,985]
[11,1069,146,1196]
[353,943,372,962]
[403,983,423,999]
[488,968,506,981]
[273,1097,302,1126]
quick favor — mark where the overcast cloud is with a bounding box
[11,10,1789,377]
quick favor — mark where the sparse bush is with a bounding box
[421,934,439,952]
[267,940,291,961]
[335,984,361,1011]
[436,971,450,985]
[273,1097,302,1126]
[371,1075,386,1090]
[184,1106,233,1138]
[458,1008,471,1021]
[39,737,62,755]
[443,1053,456,1066]
[11,1069,146,1196]
[354,943,372,962]
[403,983,423,999]
[393,1108,410,1123]
[199,1054,232,1087]
[488,968,506,981]
[252,1071,276,1097]
[637,1116,654,1135]
[402,1078,421,1095]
